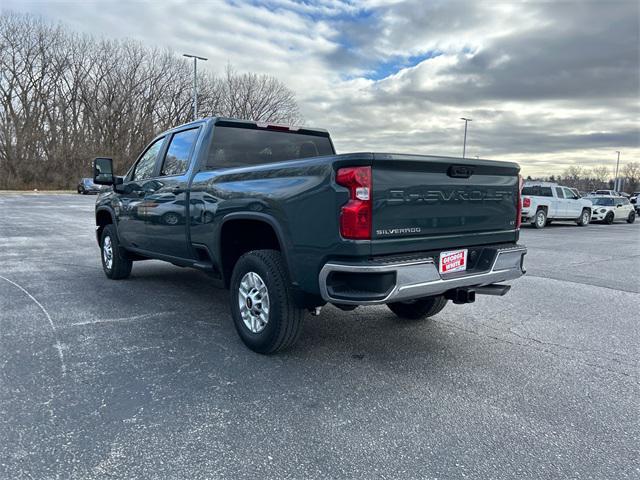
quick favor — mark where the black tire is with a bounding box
[604,211,615,225]
[387,295,448,320]
[577,209,591,226]
[534,209,547,229]
[230,250,304,354]
[100,224,132,280]
[78,187,84,194]
[627,211,636,224]
[161,212,180,225]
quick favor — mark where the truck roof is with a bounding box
[165,116,330,136]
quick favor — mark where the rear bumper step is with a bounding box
[319,246,526,305]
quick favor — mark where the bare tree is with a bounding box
[622,162,640,193]
[217,65,302,124]
[589,166,610,184]
[0,12,303,189]
[562,165,586,189]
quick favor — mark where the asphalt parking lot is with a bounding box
[1,193,638,479]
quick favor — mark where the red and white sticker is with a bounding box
[439,249,468,274]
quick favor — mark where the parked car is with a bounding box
[590,196,636,224]
[520,182,592,228]
[630,192,640,214]
[92,117,527,353]
[77,177,102,194]
[591,189,621,197]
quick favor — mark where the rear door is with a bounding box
[370,154,520,255]
[143,126,201,259]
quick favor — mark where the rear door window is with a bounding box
[160,128,200,176]
[522,186,553,197]
[555,187,565,199]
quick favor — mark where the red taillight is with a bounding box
[523,197,531,208]
[336,166,372,239]
[516,175,524,229]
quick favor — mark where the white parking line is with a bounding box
[0,275,67,377]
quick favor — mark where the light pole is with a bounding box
[183,53,208,120]
[614,151,620,191]
[460,117,472,158]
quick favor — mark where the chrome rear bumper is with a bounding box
[319,246,526,305]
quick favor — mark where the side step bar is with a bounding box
[475,284,511,296]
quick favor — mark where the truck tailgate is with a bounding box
[371,153,520,255]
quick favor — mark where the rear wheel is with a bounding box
[100,224,132,279]
[577,209,591,226]
[604,211,614,224]
[162,212,180,225]
[230,250,304,354]
[534,209,547,229]
[627,211,636,224]
[387,295,448,320]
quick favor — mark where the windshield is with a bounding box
[207,125,335,169]
[591,197,614,206]
[83,178,94,185]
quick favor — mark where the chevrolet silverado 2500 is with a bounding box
[93,117,527,353]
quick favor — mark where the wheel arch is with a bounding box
[95,206,117,244]
[218,212,293,288]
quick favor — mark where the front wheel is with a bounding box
[230,250,304,354]
[534,209,547,229]
[100,224,132,279]
[387,295,448,320]
[604,211,614,224]
[577,209,591,226]
[627,211,636,224]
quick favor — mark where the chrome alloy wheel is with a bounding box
[238,271,270,333]
[536,211,546,228]
[103,235,113,270]
[582,211,590,224]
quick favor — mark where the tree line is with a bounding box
[526,163,640,194]
[0,12,301,189]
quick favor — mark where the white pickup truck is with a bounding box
[521,182,593,228]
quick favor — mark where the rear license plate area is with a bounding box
[439,249,468,274]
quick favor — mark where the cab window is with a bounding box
[131,138,165,181]
[555,187,564,199]
[160,128,200,176]
[562,187,576,199]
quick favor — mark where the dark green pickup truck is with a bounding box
[93,117,526,353]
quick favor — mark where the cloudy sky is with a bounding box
[6,0,639,176]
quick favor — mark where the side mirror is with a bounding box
[94,157,115,185]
